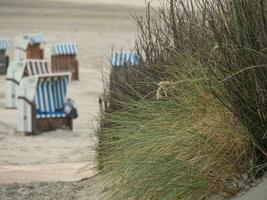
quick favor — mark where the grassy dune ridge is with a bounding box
[97,0,267,199]
[98,63,251,199]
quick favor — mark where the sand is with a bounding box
[0,0,142,198]
[0,176,107,200]
[45,0,162,7]
[231,176,267,200]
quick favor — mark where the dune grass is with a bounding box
[98,61,251,199]
[96,0,267,199]
[203,0,267,174]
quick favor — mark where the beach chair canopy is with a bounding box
[18,73,70,119]
[51,43,78,56]
[7,59,50,84]
[5,59,51,108]
[111,52,140,67]
[15,33,45,50]
[0,39,9,50]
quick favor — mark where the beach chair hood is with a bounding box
[5,60,50,108]
[15,33,45,50]
[51,43,79,80]
[7,59,50,83]
[51,43,78,56]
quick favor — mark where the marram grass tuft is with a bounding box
[98,63,251,199]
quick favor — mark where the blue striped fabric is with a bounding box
[111,52,139,67]
[24,33,45,45]
[0,39,9,50]
[26,60,50,75]
[51,43,78,55]
[35,76,68,119]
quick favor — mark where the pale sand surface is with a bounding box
[231,176,267,200]
[0,0,141,177]
[44,0,161,7]
[0,0,140,197]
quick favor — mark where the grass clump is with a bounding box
[203,0,267,174]
[96,0,267,198]
[98,62,251,199]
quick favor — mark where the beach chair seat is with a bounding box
[0,39,10,74]
[17,72,72,134]
[5,59,50,108]
[15,33,45,60]
[36,111,66,119]
[111,51,139,67]
[51,43,79,80]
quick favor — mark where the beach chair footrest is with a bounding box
[33,117,72,133]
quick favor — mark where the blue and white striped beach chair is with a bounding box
[15,33,45,60]
[51,43,79,80]
[17,72,72,134]
[110,52,140,67]
[0,38,10,74]
[5,59,50,108]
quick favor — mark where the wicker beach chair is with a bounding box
[51,43,79,80]
[105,52,141,110]
[5,59,50,108]
[14,33,45,60]
[0,39,10,74]
[17,72,72,134]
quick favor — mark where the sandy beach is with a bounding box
[0,0,144,198]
